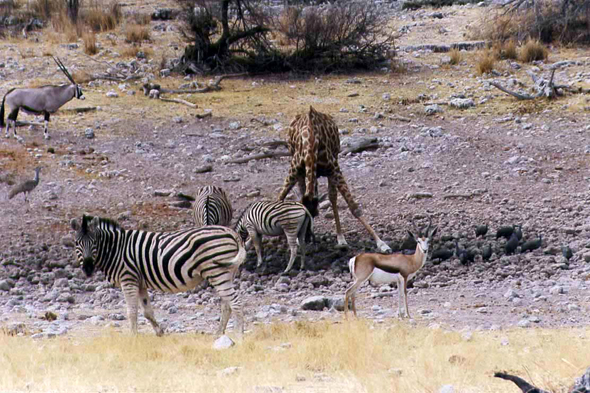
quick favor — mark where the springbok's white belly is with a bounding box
[369,268,400,286]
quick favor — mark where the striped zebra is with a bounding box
[70,215,246,337]
[193,186,233,227]
[235,201,313,273]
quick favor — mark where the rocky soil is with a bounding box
[1,1,590,340]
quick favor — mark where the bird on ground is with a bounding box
[431,248,454,263]
[455,240,475,265]
[514,225,523,241]
[482,243,492,261]
[8,167,41,202]
[505,233,519,255]
[496,226,514,240]
[475,224,488,238]
[561,245,573,261]
[520,235,542,253]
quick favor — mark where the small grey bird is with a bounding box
[475,224,488,238]
[482,243,492,261]
[561,245,573,261]
[8,167,41,202]
[505,233,519,255]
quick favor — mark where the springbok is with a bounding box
[0,57,85,140]
[344,219,438,319]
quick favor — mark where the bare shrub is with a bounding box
[132,13,151,25]
[84,1,121,32]
[449,48,462,65]
[83,32,98,55]
[275,2,395,72]
[476,50,496,75]
[519,39,548,62]
[29,0,64,20]
[52,10,83,40]
[71,69,94,83]
[476,0,590,44]
[125,23,150,43]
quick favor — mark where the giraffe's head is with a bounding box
[302,194,319,218]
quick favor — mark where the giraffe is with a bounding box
[277,106,391,253]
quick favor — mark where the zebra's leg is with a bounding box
[121,283,140,334]
[218,301,231,335]
[43,111,50,140]
[284,230,299,273]
[138,287,163,337]
[296,224,307,271]
[208,268,243,337]
[249,229,264,269]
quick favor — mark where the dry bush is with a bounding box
[83,32,98,55]
[476,50,496,74]
[471,0,590,44]
[120,46,153,58]
[125,23,150,43]
[519,39,548,62]
[71,70,93,83]
[28,0,64,19]
[492,39,518,60]
[51,10,82,40]
[449,48,462,65]
[132,13,151,25]
[83,1,121,32]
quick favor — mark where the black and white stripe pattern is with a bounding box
[193,186,233,227]
[71,215,246,336]
[235,201,313,273]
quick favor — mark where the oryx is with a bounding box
[0,57,85,140]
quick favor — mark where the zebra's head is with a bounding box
[70,215,99,277]
[301,194,319,218]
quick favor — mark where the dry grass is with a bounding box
[120,46,154,58]
[132,12,152,25]
[28,0,64,19]
[449,48,462,65]
[493,39,518,60]
[83,1,121,32]
[476,50,496,74]
[0,321,588,393]
[83,31,98,55]
[125,23,150,43]
[520,39,549,62]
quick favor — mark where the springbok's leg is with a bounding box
[332,168,391,253]
[138,287,163,336]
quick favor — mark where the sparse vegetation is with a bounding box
[476,50,496,74]
[83,31,98,55]
[493,39,518,60]
[125,23,150,43]
[0,322,587,392]
[83,1,121,32]
[519,39,548,62]
[449,48,462,65]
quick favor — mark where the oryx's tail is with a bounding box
[0,88,15,127]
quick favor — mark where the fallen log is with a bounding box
[228,151,290,164]
[341,137,380,154]
[494,372,549,393]
[160,98,198,108]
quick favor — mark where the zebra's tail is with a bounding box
[230,234,247,268]
[302,206,315,244]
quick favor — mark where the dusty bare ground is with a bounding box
[1,1,590,344]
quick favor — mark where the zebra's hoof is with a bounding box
[44,134,50,140]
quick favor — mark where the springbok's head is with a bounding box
[53,57,85,100]
[407,218,438,253]
[70,215,99,277]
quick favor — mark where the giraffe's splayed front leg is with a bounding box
[376,239,392,254]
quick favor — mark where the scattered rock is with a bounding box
[449,98,475,109]
[213,335,235,350]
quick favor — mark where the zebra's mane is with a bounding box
[82,215,123,232]
[234,202,256,229]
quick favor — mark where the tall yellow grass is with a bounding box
[0,321,588,393]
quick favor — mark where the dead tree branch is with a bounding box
[160,98,198,108]
[494,372,550,393]
[228,151,290,164]
[489,82,536,100]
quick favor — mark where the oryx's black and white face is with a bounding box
[408,226,438,253]
[71,215,99,277]
[75,84,85,100]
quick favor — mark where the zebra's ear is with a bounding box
[90,216,100,231]
[70,218,80,231]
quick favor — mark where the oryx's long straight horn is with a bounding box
[53,57,76,84]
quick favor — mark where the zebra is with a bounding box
[193,186,233,227]
[1,57,84,140]
[70,215,246,337]
[235,200,313,273]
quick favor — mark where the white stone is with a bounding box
[213,335,235,350]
